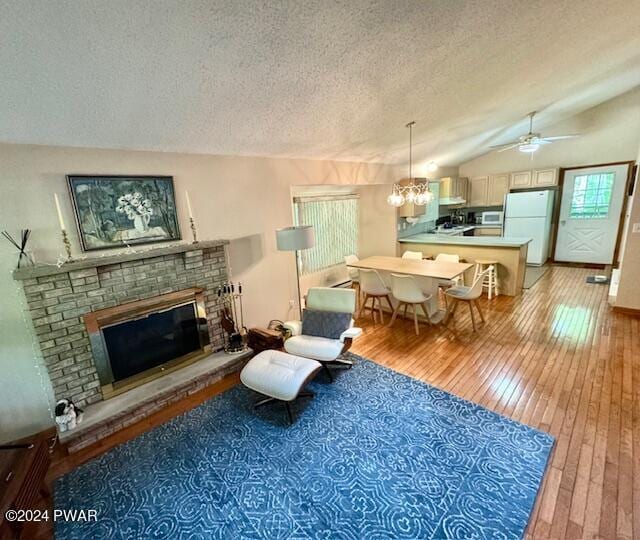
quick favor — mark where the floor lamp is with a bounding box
[275,225,315,317]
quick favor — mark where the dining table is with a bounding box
[347,255,473,323]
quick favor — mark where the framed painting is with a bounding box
[67,175,181,251]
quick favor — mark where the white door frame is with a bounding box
[552,161,633,265]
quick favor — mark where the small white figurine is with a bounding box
[55,398,83,432]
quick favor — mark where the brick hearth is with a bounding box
[14,240,230,408]
[59,348,251,453]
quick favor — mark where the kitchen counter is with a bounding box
[430,225,476,235]
[399,233,531,248]
[398,233,531,296]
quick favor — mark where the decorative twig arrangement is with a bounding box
[2,229,33,268]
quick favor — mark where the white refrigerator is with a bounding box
[503,190,554,266]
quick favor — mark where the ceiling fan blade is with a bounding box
[540,135,579,141]
[496,143,521,153]
[489,141,519,149]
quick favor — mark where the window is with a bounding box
[569,173,614,219]
[293,195,358,275]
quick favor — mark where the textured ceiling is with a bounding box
[1,0,640,167]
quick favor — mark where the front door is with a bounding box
[554,164,629,264]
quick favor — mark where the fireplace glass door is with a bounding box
[102,302,203,383]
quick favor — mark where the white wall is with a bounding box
[459,88,640,177]
[0,143,398,442]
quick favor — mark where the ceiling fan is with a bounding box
[490,112,578,154]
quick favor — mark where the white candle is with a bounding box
[54,193,66,231]
[185,190,194,219]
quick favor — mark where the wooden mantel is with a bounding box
[13,239,229,280]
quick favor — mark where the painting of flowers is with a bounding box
[67,176,181,251]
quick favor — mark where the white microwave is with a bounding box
[481,211,504,225]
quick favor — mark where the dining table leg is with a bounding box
[418,276,444,323]
[421,302,433,325]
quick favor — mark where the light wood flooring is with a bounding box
[351,265,639,540]
[39,265,638,540]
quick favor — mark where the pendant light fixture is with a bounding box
[387,121,434,208]
[426,161,439,172]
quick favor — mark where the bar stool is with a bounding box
[344,254,361,310]
[388,273,433,335]
[357,269,394,324]
[473,259,499,299]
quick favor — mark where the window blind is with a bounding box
[293,195,359,276]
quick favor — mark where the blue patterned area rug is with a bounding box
[55,355,553,539]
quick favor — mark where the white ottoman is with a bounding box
[240,349,322,423]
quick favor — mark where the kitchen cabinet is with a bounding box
[398,177,426,218]
[487,174,509,206]
[510,171,532,189]
[509,168,558,189]
[468,176,489,206]
[474,227,502,237]
[468,174,508,207]
[532,168,558,187]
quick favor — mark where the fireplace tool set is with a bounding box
[217,281,248,353]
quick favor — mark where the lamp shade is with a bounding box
[275,225,315,251]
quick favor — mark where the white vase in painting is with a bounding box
[133,214,151,233]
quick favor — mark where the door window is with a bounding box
[569,172,614,219]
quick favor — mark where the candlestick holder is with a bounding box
[189,217,198,244]
[61,229,74,262]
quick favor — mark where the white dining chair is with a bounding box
[435,252,460,264]
[389,273,433,335]
[402,250,423,260]
[344,254,361,309]
[357,268,393,324]
[444,266,492,332]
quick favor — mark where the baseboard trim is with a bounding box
[612,306,640,316]
[550,261,607,269]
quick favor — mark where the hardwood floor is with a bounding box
[42,265,637,539]
[351,265,639,540]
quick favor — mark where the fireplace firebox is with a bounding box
[84,288,211,398]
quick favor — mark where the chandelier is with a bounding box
[387,121,435,208]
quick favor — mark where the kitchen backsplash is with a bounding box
[397,215,436,239]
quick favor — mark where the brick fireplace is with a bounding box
[84,287,212,399]
[14,240,251,451]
